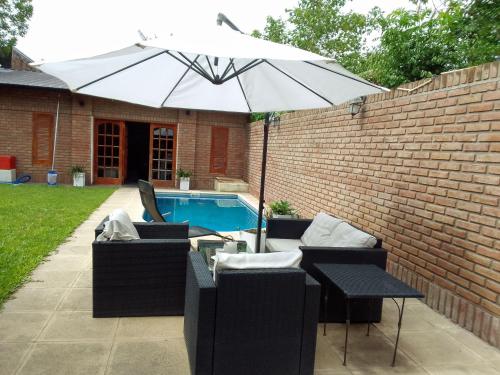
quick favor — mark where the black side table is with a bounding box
[314,263,424,366]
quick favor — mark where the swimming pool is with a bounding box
[143,193,266,232]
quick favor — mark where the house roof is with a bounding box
[0,68,68,90]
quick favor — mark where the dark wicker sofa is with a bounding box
[266,217,387,323]
[184,251,321,375]
[93,219,190,317]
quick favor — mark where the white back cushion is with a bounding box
[213,250,302,281]
[301,212,343,246]
[265,238,303,253]
[96,209,140,241]
[329,222,377,248]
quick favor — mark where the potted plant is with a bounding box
[177,168,192,191]
[268,200,297,219]
[70,165,85,187]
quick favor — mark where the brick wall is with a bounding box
[0,88,248,188]
[246,62,500,347]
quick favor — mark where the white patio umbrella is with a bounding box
[36,16,387,251]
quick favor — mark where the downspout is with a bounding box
[51,96,60,170]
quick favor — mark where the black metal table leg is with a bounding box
[392,298,406,366]
[323,287,329,336]
[343,298,350,366]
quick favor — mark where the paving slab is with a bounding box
[17,342,111,375]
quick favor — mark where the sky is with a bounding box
[17,0,413,62]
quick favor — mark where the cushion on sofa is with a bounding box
[300,212,343,246]
[266,238,303,253]
[213,250,303,281]
[329,222,377,248]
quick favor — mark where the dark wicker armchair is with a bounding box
[184,251,321,375]
[92,219,190,317]
[266,217,387,323]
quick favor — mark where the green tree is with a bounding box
[253,0,376,73]
[254,0,499,88]
[0,0,33,67]
[0,0,33,48]
[364,0,500,87]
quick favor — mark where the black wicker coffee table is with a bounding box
[314,263,424,366]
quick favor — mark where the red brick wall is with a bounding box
[246,62,500,347]
[0,88,248,188]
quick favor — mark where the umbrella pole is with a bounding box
[255,113,270,253]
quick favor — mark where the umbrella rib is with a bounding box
[220,58,234,81]
[205,56,216,79]
[305,61,384,91]
[166,51,215,83]
[231,62,252,112]
[75,50,168,91]
[178,52,215,82]
[264,60,333,106]
[221,59,264,83]
[160,55,201,107]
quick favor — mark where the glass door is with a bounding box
[149,124,177,187]
[94,119,125,184]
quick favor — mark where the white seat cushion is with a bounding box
[301,212,344,246]
[96,209,140,241]
[266,238,304,253]
[329,222,377,248]
[214,250,303,281]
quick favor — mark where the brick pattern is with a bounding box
[246,62,500,347]
[0,89,248,188]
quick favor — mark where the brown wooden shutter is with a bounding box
[32,113,54,166]
[210,127,229,174]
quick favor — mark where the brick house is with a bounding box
[0,50,248,188]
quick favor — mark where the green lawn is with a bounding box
[0,184,116,306]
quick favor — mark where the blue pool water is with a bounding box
[143,193,266,232]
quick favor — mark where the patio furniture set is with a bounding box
[91,184,423,375]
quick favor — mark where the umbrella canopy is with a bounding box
[37,26,385,113]
[36,24,387,251]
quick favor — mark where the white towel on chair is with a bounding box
[96,209,140,241]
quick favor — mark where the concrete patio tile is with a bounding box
[313,333,351,372]
[24,270,80,289]
[115,316,183,339]
[398,331,483,368]
[58,288,92,311]
[324,324,423,374]
[0,312,51,342]
[17,342,111,375]
[35,255,90,272]
[442,326,500,364]
[40,312,117,341]
[0,342,31,375]
[375,302,437,339]
[424,364,500,374]
[74,270,92,288]
[106,338,189,375]
[54,244,91,256]
[2,288,66,312]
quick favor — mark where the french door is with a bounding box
[94,119,126,184]
[149,124,177,187]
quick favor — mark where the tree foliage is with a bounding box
[254,0,499,88]
[0,0,33,48]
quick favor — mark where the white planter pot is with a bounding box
[179,177,190,191]
[272,214,294,219]
[73,172,85,187]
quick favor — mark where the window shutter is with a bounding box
[210,127,229,174]
[32,113,54,166]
